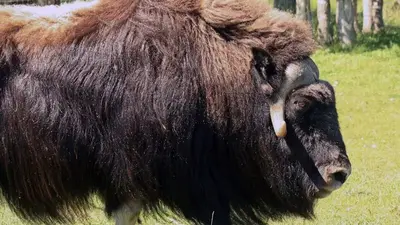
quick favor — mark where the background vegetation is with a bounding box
[0,0,399,224]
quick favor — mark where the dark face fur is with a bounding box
[284,82,351,198]
[252,49,351,200]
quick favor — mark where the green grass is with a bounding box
[0,1,399,225]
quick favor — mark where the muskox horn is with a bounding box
[270,57,319,137]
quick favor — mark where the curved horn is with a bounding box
[270,57,319,137]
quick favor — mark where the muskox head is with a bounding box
[252,48,352,200]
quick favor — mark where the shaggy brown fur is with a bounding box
[0,0,316,134]
[0,1,344,225]
[0,0,315,61]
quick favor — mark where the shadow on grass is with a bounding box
[324,25,400,53]
[356,26,400,50]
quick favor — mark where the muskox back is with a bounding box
[0,0,351,225]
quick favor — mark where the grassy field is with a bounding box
[0,1,399,225]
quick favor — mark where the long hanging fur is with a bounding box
[0,0,319,224]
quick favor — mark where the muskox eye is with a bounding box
[294,100,305,108]
[292,98,313,113]
[285,95,315,121]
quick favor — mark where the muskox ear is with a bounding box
[251,48,278,96]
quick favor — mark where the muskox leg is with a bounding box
[113,201,142,225]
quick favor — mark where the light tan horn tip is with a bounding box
[274,121,287,137]
[270,102,287,138]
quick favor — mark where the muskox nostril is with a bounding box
[322,166,350,188]
[332,171,347,184]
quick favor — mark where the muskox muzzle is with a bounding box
[321,166,350,190]
[283,79,352,199]
[314,163,351,198]
[270,57,319,137]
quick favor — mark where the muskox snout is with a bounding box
[322,166,351,190]
[316,165,351,198]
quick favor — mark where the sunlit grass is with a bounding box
[0,1,399,225]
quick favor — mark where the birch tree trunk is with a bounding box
[274,0,296,14]
[352,0,360,33]
[337,0,356,46]
[317,0,333,45]
[372,0,384,33]
[296,0,312,25]
[37,0,60,5]
[363,0,373,33]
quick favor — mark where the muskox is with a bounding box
[0,0,351,224]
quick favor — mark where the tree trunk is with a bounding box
[317,0,333,45]
[296,0,312,26]
[352,0,360,33]
[372,0,384,33]
[393,0,400,10]
[37,0,60,5]
[363,0,373,33]
[337,0,356,46]
[274,0,296,14]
